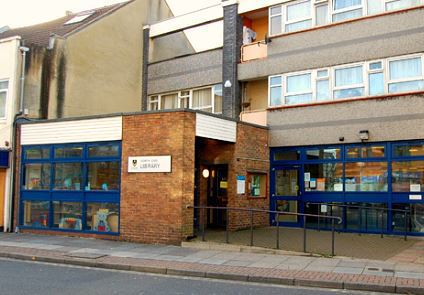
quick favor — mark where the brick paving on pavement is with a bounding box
[0,233,423,294]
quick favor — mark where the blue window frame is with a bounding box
[271,140,424,235]
[20,141,121,235]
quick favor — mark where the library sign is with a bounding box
[128,156,171,173]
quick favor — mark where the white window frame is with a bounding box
[147,95,159,111]
[314,0,330,26]
[212,85,223,115]
[385,0,423,11]
[332,63,366,98]
[285,0,313,32]
[178,90,190,109]
[386,53,424,93]
[332,0,365,20]
[268,75,284,106]
[269,4,284,36]
[315,68,332,101]
[0,79,9,119]
[191,86,214,113]
[284,70,313,104]
[366,59,385,95]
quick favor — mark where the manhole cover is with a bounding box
[66,253,107,259]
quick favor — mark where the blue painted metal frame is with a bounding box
[20,141,121,235]
[270,139,424,235]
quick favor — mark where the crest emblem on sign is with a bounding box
[132,159,138,167]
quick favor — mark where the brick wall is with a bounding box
[120,111,195,245]
[196,122,269,231]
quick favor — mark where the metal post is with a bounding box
[276,212,280,249]
[303,215,307,253]
[365,209,368,232]
[250,210,254,246]
[359,207,362,236]
[202,208,205,242]
[317,206,320,231]
[331,218,335,257]
[380,210,384,238]
[226,208,229,244]
[404,211,408,241]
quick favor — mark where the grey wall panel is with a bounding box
[239,8,424,80]
[148,49,222,94]
[268,94,424,147]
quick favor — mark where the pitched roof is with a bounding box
[0,1,131,47]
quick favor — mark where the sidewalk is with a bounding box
[0,233,423,294]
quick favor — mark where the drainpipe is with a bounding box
[6,45,30,232]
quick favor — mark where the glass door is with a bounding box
[272,166,301,226]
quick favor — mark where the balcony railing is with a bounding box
[241,41,268,63]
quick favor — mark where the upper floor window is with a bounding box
[269,0,423,36]
[0,80,8,118]
[269,53,424,107]
[148,84,223,114]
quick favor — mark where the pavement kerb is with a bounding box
[0,249,423,294]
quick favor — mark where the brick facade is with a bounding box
[15,111,269,245]
[120,112,195,245]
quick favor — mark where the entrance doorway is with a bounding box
[206,165,228,228]
[272,166,301,226]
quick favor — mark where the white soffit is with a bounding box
[21,116,122,145]
[150,5,223,37]
[150,0,292,37]
[196,113,237,143]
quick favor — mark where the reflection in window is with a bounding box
[276,200,298,222]
[275,169,298,196]
[285,0,312,32]
[386,0,421,11]
[87,203,119,232]
[346,202,387,231]
[53,201,82,230]
[286,73,312,104]
[274,150,300,161]
[333,0,363,22]
[392,203,424,233]
[304,163,343,192]
[213,84,223,114]
[25,147,50,159]
[54,146,83,158]
[394,143,424,157]
[249,173,266,197]
[87,161,120,191]
[346,146,385,158]
[270,76,283,106]
[24,163,51,190]
[23,201,49,228]
[345,162,388,191]
[392,161,424,192]
[306,148,341,160]
[88,144,119,158]
[54,163,83,190]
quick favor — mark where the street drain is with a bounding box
[366,267,395,273]
[65,253,107,259]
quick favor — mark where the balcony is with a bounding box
[241,41,268,63]
[239,110,267,126]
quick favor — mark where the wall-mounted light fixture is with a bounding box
[202,169,210,178]
[224,80,232,88]
[359,130,369,141]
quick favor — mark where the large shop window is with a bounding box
[21,142,121,233]
[345,162,388,192]
[268,0,423,36]
[304,163,343,192]
[392,161,424,192]
[269,53,424,107]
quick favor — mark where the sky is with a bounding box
[0,0,220,29]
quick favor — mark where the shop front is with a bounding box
[15,111,269,244]
[271,141,424,235]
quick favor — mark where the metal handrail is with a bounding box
[188,205,342,256]
[305,202,411,240]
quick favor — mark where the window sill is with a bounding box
[247,195,267,200]
[267,90,424,111]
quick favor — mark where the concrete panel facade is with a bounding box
[147,49,222,95]
[239,7,424,80]
[268,94,424,147]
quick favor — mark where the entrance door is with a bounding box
[207,165,228,228]
[0,169,5,229]
[272,167,301,226]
